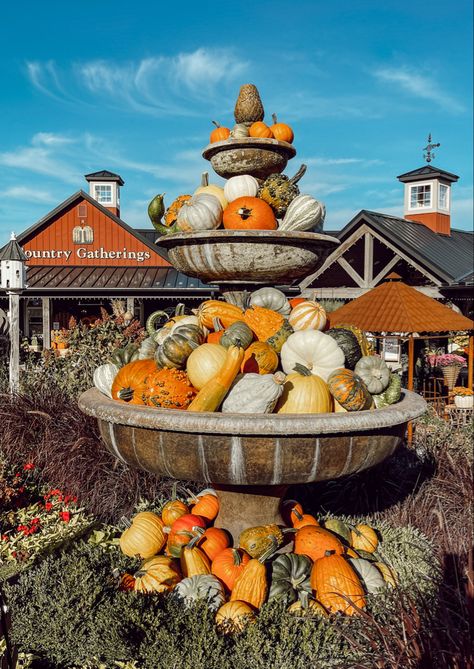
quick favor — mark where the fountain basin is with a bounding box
[79,389,426,539]
[158,230,339,285]
[202,137,296,180]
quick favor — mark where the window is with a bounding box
[94,184,113,204]
[410,184,432,209]
[72,226,94,244]
[439,184,449,210]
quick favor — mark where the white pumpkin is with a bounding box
[194,172,227,209]
[186,343,227,390]
[174,574,226,611]
[224,175,259,202]
[288,300,327,331]
[221,372,285,414]
[230,123,250,139]
[249,287,291,316]
[177,193,223,232]
[280,330,345,381]
[279,194,326,232]
[93,363,119,398]
[348,558,385,594]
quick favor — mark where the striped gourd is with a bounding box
[279,194,325,232]
[288,300,327,331]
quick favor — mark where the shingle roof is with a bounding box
[0,235,27,262]
[361,211,473,284]
[84,170,125,185]
[397,165,459,183]
[328,278,474,333]
[23,265,215,292]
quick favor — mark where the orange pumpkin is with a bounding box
[311,553,366,616]
[197,527,230,561]
[241,341,279,374]
[223,197,277,231]
[248,121,273,138]
[162,499,189,527]
[291,509,320,530]
[164,195,192,227]
[189,490,220,522]
[270,113,294,143]
[140,367,197,410]
[212,548,251,592]
[210,121,231,143]
[206,317,225,344]
[294,525,344,562]
[243,306,285,342]
[289,297,306,309]
[111,359,157,404]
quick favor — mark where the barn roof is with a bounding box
[328,276,474,333]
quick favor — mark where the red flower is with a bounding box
[31,517,40,525]
[17,524,28,532]
[50,489,62,496]
[1,535,9,542]
[18,487,25,493]
[14,473,21,478]
[44,502,53,511]
[59,511,70,523]
[23,463,35,471]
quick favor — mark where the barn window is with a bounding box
[72,226,94,244]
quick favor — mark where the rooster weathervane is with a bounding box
[423,134,440,163]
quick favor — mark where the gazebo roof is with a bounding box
[328,275,474,333]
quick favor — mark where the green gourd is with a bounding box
[268,553,312,604]
[174,574,226,611]
[220,321,254,350]
[325,328,362,370]
[373,373,402,408]
[155,324,205,369]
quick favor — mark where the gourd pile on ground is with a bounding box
[116,487,402,634]
[93,291,401,414]
[147,83,325,236]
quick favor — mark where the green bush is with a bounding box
[4,521,439,669]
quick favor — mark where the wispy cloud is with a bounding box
[0,186,55,203]
[0,142,80,184]
[373,67,465,113]
[305,157,384,167]
[26,48,249,117]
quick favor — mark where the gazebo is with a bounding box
[328,274,474,394]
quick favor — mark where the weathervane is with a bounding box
[423,133,440,163]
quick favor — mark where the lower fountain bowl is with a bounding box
[79,389,426,487]
[157,230,340,285]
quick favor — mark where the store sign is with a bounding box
[25,248,152,262]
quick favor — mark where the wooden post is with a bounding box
[126,297,135,316]
[407,335,415,445]
[8,293,20,393]
[42,297,51,349]
[468,334,474,390]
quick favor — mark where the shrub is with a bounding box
[4,522,439,669]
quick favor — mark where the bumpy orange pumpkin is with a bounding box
[270,113,294,143]
[294,525,344,562]
[140,367,197,410]
[164,195,192,227]
[210,121,231,143]
[248,121,273,138]
[243,306,285,342]
[223,197,277,231]
[111,359,157,404]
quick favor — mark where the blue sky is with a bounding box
[0,0,472,247]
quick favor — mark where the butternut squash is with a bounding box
[187,345,245,412]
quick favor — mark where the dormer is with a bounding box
[84,170,124,218]
[397,165,459,235]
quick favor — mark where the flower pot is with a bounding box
[441,364,462,390]
[454,395,474,408]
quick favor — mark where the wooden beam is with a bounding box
[370,254,401,287]
[364,233,373,287]
[468,334,473,390]
[337,257,365,288]
[42,298,51,349]
[8,293,20,393]
[126,297,135,316]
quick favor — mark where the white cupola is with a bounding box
[84,170,125,218]
[397,136,459,235]
[0,232,27,292]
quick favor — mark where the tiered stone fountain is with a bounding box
[79,107,426,541]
